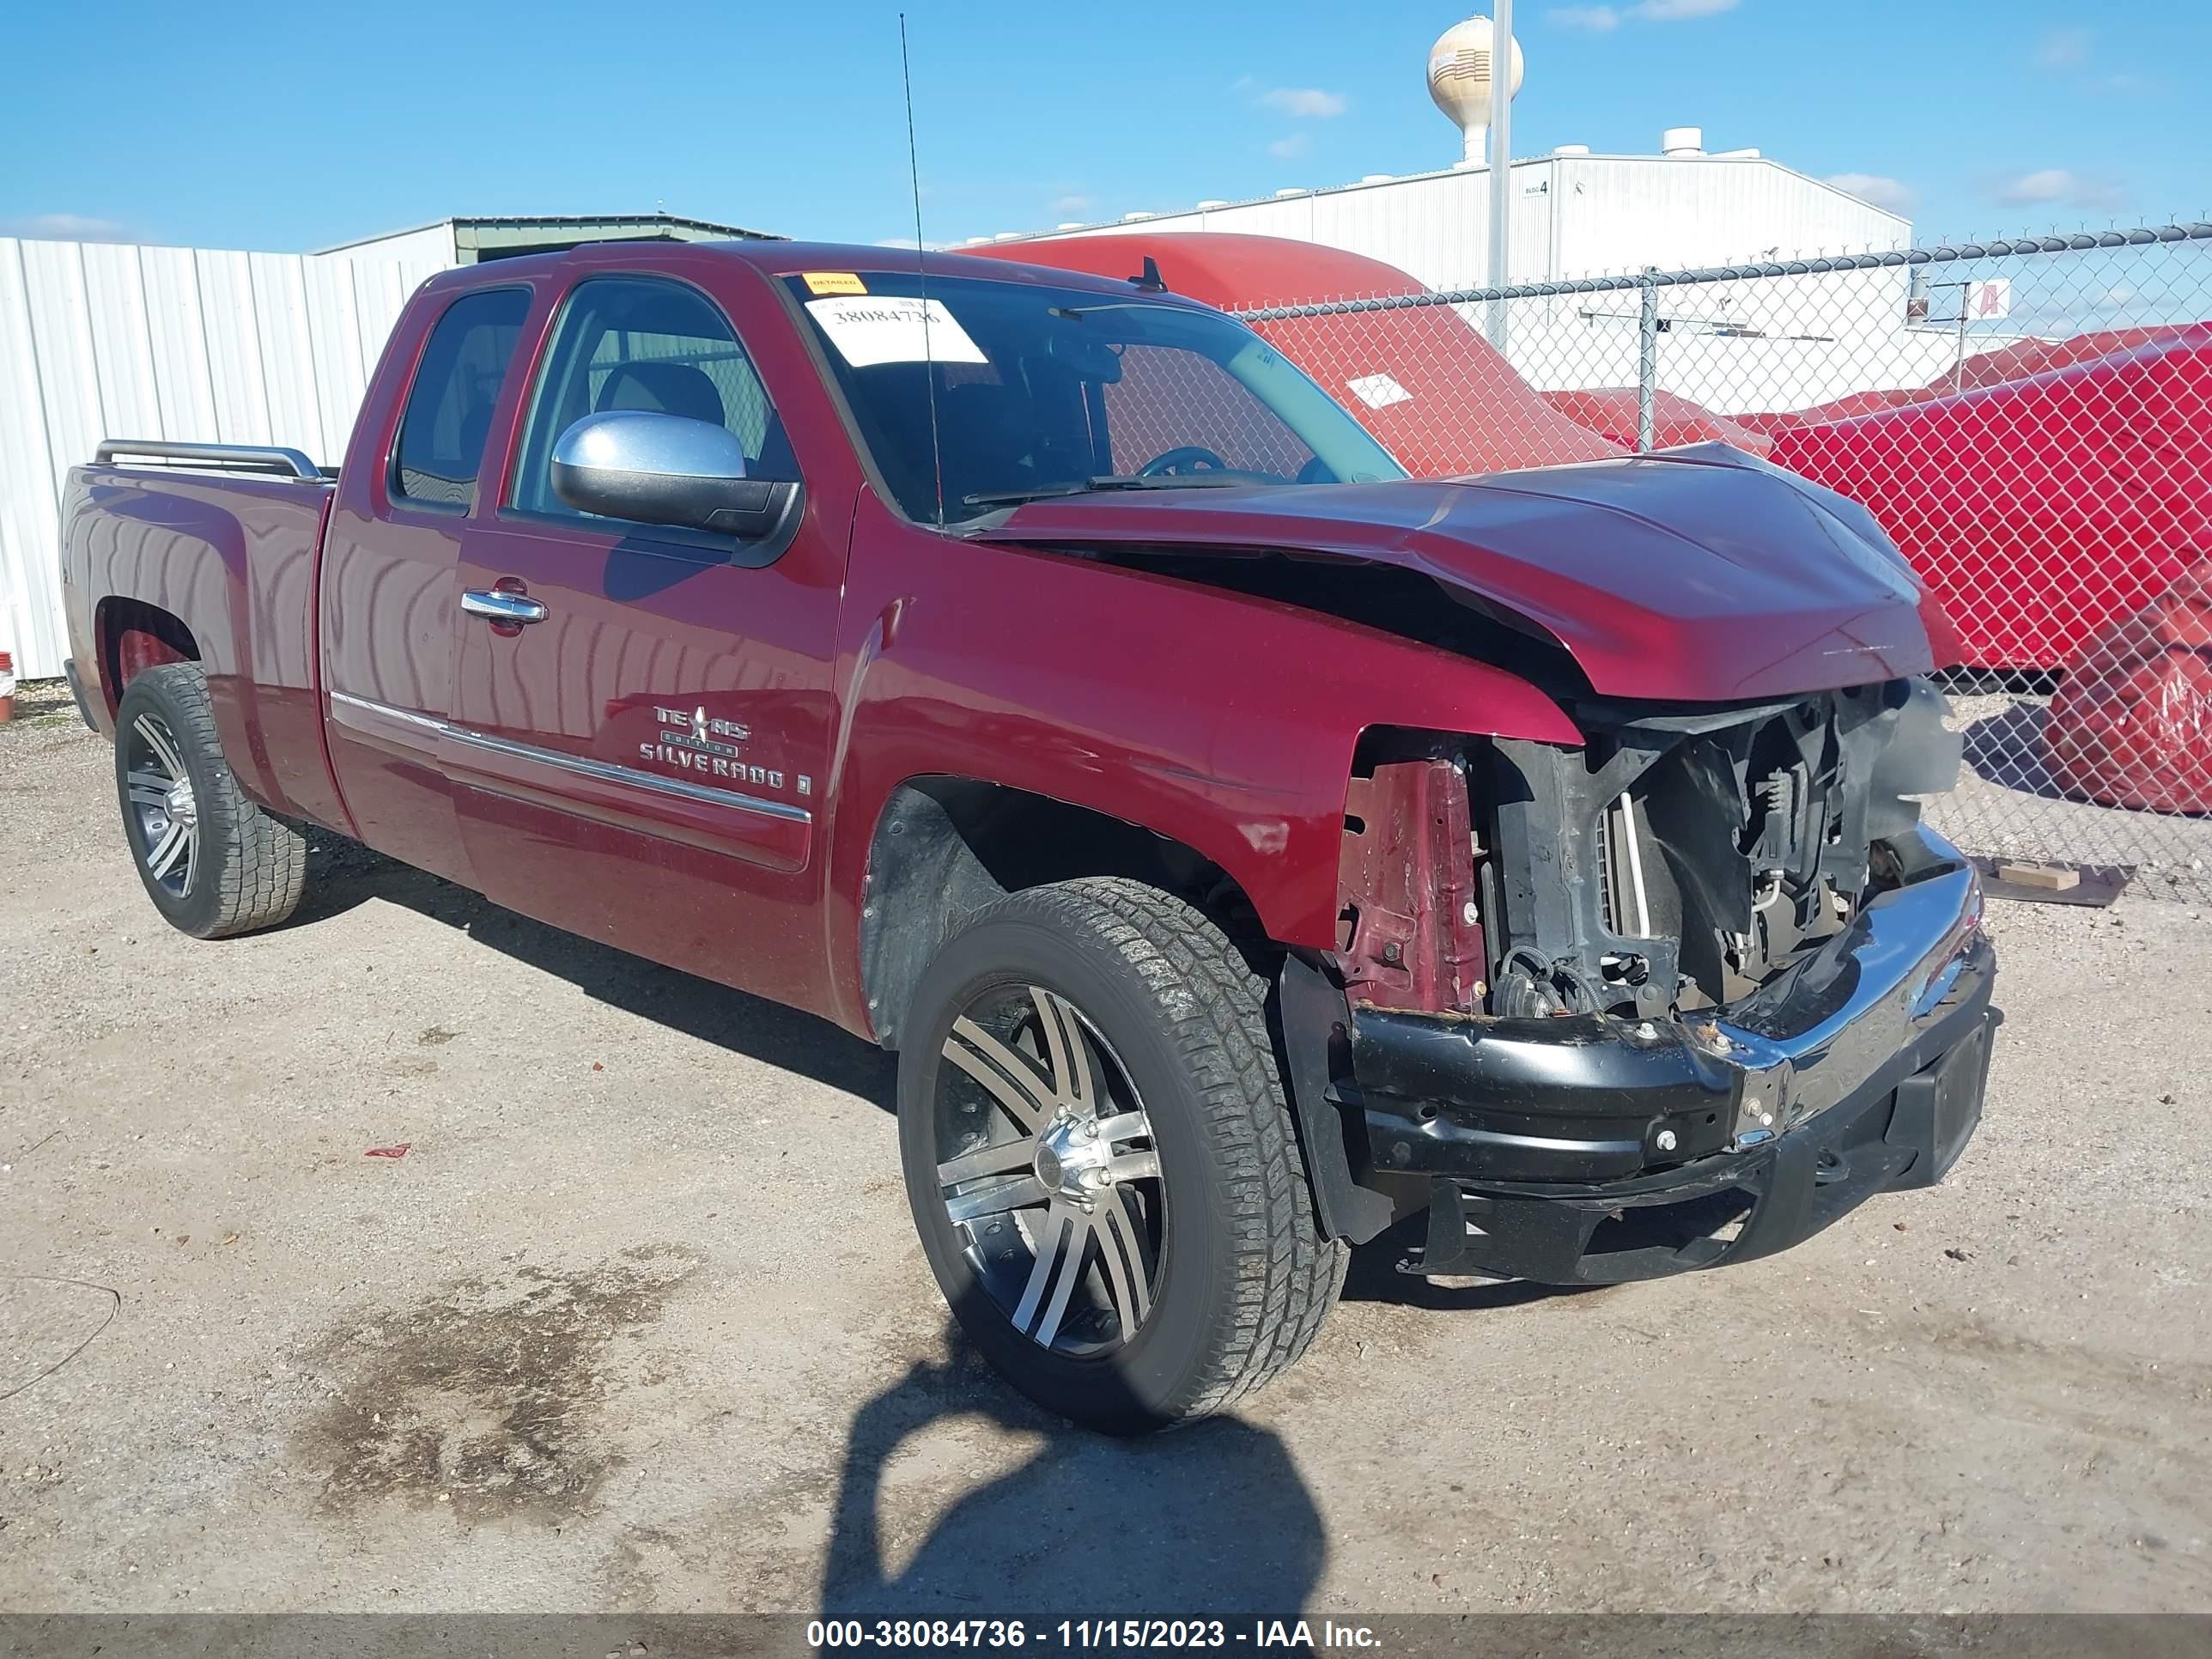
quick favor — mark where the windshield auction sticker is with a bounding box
[805,295,987,368]
[802,270,868,295]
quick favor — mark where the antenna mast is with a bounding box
[899,14,947,527]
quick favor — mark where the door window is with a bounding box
[509,276,798,522]
[392,287,532,507]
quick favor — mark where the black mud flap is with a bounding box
[1278,954,1395,1243]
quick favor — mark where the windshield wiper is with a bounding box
[963,473,1268,509]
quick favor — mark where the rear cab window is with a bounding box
[391,288,532,508]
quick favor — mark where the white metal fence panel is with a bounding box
[194,249,275,449]
[301,256,371,459]
[249,251,329,465]
[139,245,221,441]
[0,244,64,690]
[0,237,445,680]
[81,246,164,442]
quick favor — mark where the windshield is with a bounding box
[784,271,1406,524]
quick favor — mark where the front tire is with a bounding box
[896,878,1345,1433]
[112,662,307,939]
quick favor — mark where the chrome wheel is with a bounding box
[933,984,1164,1357]
[124,714,198,897]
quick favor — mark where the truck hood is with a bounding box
[969,443,1948,702]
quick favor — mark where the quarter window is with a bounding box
[392,288,531,507]
[510,276,796,521]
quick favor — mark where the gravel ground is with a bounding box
[1,716,2207,1616]
[2,678,79,729]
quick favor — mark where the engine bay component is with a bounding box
[1487,678,1961,1018]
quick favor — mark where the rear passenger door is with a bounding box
[320,284,532,884]
[443,269,848,999]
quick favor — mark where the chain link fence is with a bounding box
[1231,223,2212,899]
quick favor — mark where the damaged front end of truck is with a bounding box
[973,444,2000,1286]
[1304,674,1996,1285]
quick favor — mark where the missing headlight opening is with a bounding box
[1339,678,1962,1024]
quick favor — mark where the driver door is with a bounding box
[444,269,845,999]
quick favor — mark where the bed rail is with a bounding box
[94,439,328,481]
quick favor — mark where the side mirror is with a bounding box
[550,410,794,538]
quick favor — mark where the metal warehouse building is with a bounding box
[0,214,772,680]
[988,129,1912,297]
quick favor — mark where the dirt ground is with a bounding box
[2,709,2207,1616]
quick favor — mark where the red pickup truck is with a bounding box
[58,240,1996,1431]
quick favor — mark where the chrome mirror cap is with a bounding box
[550,410,749,530]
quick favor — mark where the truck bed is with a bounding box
[61,451,337,824]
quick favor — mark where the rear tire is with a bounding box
[896,878,1345,1433]
[112,662,307,939]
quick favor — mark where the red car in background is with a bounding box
[1765,326,2212,672]
[974,232,1621,476]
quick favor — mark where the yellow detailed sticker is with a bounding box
[802,270,868,296]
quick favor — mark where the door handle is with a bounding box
[461,587,548,625]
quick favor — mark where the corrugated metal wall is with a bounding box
[0,237,447,679]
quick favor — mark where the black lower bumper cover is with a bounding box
[1411,999,1996,1284]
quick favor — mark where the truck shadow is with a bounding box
[284,836,1596,1317]
[1956,698,2060,798]
[820,1323,1324,1620]
[283,834,897,1107]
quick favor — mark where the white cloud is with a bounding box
[1548,0,1735,27]
[1259,86,1348,118]
[7,213,129,241]
[1267,133,1313,161]
[1049,193,1094,215]
[2033,27,2156,94]
[1826,173,1917,213]
[1993,168,2129,210]
[2036,27,2092,70]
[1996,168,2074,205]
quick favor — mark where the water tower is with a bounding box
[1428,13,1524,167]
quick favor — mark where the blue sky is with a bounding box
[2,1,2203,255]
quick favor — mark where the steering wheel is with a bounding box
[1137,445,1234,478]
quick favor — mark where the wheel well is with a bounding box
[96,599,199,719]
[858,778,1264,1048]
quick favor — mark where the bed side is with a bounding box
[61,460,349,832]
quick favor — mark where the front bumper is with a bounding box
[1346,826,1996,1284]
